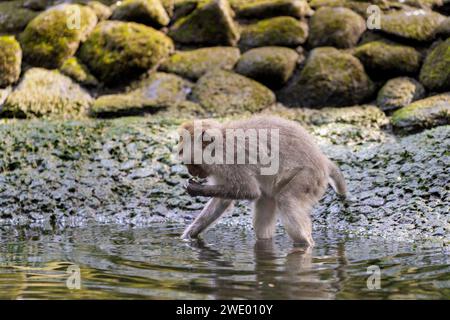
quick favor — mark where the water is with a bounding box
[0,223,449,299]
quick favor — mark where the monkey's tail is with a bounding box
[327,161,347,198]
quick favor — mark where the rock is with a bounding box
[380,9,446,42]
[377,77,426,111]
[0,36,22,88]
[91,72,193,117]
[159,47,240,80]
[20,4,98,68]
[230,0,313,19]
[279,47,374,108]
[239,16,308,49]
[111,0,170,27]
[191,69,275,115]
[308,7,366,49]
[352,40,422,77]
[60,57,99,87]
[169,0,240,46]
[161,0,175,16]
[234,46,299,89]
[0,1,38,33]
[308,105,388,127]
[23,0,57,11]
[436,17,450,37]
[419,38,450,92]
[86,1,113,20]
[391,93,450,132]
[78,21,174,85]
[0,87,11,107]
[1,68,92,118]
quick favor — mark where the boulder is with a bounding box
[169,0,240,46]
[239,16,308,49]
[377,77,426,111]
[308,7,366,48]
[391,93,450,132]
[0,1,38,34]
[352,40,422,77]
[78,21,174,84]
[111,0,170,27]
[191,69,275,115]
[1,68,92,118]
[91,72,193,117]
[60,57,99,87]
[230,0,313,19]
[86,1,113,20]
[279,47,374,108]
[0,36,22,88]
[20,4,98,68]
[234,46,299,88]
[380,9,446,42]
[419,38,450,92]
[159,47,241,80]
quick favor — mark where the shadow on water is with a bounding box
[0,223,449,299]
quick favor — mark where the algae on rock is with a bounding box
[159,47,241,80]
[78,21,174,84]
[377,77,425,111]
[191,69,275,115]
[419,38,450,92]
[0,36,22,88]
[230,0,313,19]
[0,1,38,34]
[60,57,99,87]
[111,0,170,27]
[1,68,92,118]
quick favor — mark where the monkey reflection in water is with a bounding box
[178,116,347,247]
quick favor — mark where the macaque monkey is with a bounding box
[178,115,347,246]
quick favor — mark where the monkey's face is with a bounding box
[186,164,208,179]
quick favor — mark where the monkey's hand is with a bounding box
[184,178,205,197]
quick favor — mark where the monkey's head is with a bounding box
[177,119,222,179]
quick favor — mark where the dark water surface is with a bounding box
[0,223,449,299]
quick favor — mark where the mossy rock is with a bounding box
[20,4,98,68]
[391,93,450,132]
[0,1,39,34]
[160,0,175,16]
[1,68,92,118]
[308,7,366,48]
[352,40,422,77]
[230,0,313,19]
[111,0,170,27]
[0,87,11,107]
[377,77,426,111]
[419,38,450,92]
[234,46,299,89]
[169,0,240,46]
[86,1,113,20]
[91,72,193,117]
[159,46,240,80]
[279,47,374,108]
[78,21,174,85]
[0,36,22,88]
[239,16,308,49]
[191,69,275,115]
[60,57,99,86]
[380,9,446,42]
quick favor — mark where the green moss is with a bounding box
[230,0,313,19]
[234,46,298,88]
[380,9,445,42]
[377,77,425,111]
[159,46,240,80]
[1,68,92,118]
[0,36,22,88]
[111,0,170,27]
[60,57,99,86]
[78,21,174,85]
[191,69,275,115]
[279,47,374,108]
[308,7,366,49]
[20,4,98,68]
[239,16,308,49]
[391,93,450,132]
[169,0,239,46]
[86,1,113,20]
[419,38,450,92]
[0,1,38,34]
[353,40,422,76]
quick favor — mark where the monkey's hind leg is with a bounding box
[253,196,277,240]
[181,198,234,239]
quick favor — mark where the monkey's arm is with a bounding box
[181,197,234,239]
[186,179,261,200]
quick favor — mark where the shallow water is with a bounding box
[0,223,449,300]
